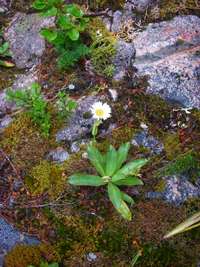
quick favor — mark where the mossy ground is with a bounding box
[1,2,200,266]
[1,86,200,266]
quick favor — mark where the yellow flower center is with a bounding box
[95,109,104,117]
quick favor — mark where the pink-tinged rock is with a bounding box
[133,15,200,109]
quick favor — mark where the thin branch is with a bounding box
[84,8,112,18]
[0,148,21,180]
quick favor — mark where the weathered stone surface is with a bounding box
[4,12,54,69]
[70,139,89,154]
[47,148,70,163]
[0,116,13,133]
[133,15,200,108]
[113,40,136,80]
[56,95,102,143]
[0,0,10,13]
[131,130,164,155]
[0,218,39,267]
[147,175,200,205]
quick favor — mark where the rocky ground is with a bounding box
[0,0,200,266]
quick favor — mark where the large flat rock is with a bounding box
[133,15,200,109]
[4,12,54,69]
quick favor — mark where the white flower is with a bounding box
[91,101,111,120]
[68,84,75,90]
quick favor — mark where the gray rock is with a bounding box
[0,0,10,13]
[133,15,200,109]
[70,139,89,154]
[131,130,164,155]
[113,40,136,80]
[12,70,38,90]
[47,148,70,163]
[0,70,38,113]
[111,10,123,32]
[4,12,55,69]
[86,252,97,262]
[0,116,13,133]
[146,175,200,205]
[0,218,39,266]
[12,179,24,192]
[56,95,102,143]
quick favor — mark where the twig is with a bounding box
[84,8,112,18]
[0,148,21,180]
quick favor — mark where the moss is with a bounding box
[129,200,186,244]
[97,223,131,257]
[63,152,90,177]
[25,160,66,198]
[159,0,200,19]
[115,92,172,135]
[4,243,60,267]
[162,132,182,160]
[158,152,200,181]
[184,198,200,216]
[154,179,167,192]
[149,0,200,22]
[111,126,135,146]
[137,241,198,267]
[86,0,125,10]
[0,113,49,171]
[0,68,22,91]
[10,0,33,12]
[88,18,117,78]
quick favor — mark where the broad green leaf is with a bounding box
[108,183,132,220]
[164,211,200,239]
[32,0,46,10]
[69,173,105,186]
[117,200,132,221]
[116,142,130,170]
[112,159,148,182]
[105,145,117,176]
[108,183,122,209]
[42,6,57,17]
[114,176,144,186]
[68,28,80,41]
[66,4,84,17]
[57,15,72,30]
[0,42,9,55]
[87,145,105,176]
[0,60,14,67]
[121,191,135,205]
[40,29,57,42]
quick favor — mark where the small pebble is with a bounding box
[68,84,75,90]
[87,252,97,262]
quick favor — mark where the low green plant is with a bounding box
[157,152,200,181]
[6,83,51,137]
[28,262,59,267]
[56,91,77,119]
[32,0,90,69]
[69,142,148,220]
[0,40,14,67]
[89,19,117,77]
